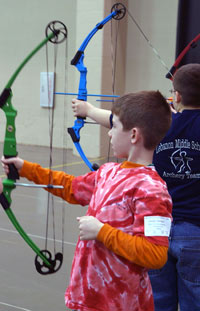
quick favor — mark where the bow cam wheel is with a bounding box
[45,20,68,44]
[111,3,126,20]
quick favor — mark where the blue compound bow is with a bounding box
[68,3,126,171]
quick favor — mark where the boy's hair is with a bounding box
[173,63,200,107]
[112,91,171,150]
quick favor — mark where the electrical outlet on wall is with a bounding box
[40,72,55,108]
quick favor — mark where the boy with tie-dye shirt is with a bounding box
[2,91,172,311]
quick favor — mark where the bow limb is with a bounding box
[166,33,200,80]
[68,3,126,171]
[0,21,67,275]
[0,181,52,268]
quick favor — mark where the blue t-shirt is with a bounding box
[153,110,200,223]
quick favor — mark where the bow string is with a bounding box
[0,21,67,275]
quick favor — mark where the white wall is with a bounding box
[0,0,77,149]
[125,0,178,96]
[0,0,178,159]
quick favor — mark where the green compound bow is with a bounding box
[0,21,67,275]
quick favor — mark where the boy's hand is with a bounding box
[71,98,92,118]
[71,98,111,128]
[1,156,24,175]
[77,216,104,240]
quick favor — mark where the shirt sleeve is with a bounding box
[71,172,97,205]
[97,223,168,269]
[20,160,78,204]
[132,194,172,246]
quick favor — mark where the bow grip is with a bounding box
[5,155,19,180]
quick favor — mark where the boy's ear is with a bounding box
[131,128,141,144]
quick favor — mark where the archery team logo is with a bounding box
[170,149,193,174]
[156,139,200,180]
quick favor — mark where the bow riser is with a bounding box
[74,53,87,101]
[1,94,17,155]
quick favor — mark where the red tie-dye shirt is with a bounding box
[65,162,172,311]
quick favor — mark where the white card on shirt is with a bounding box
[144,216,171,237]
